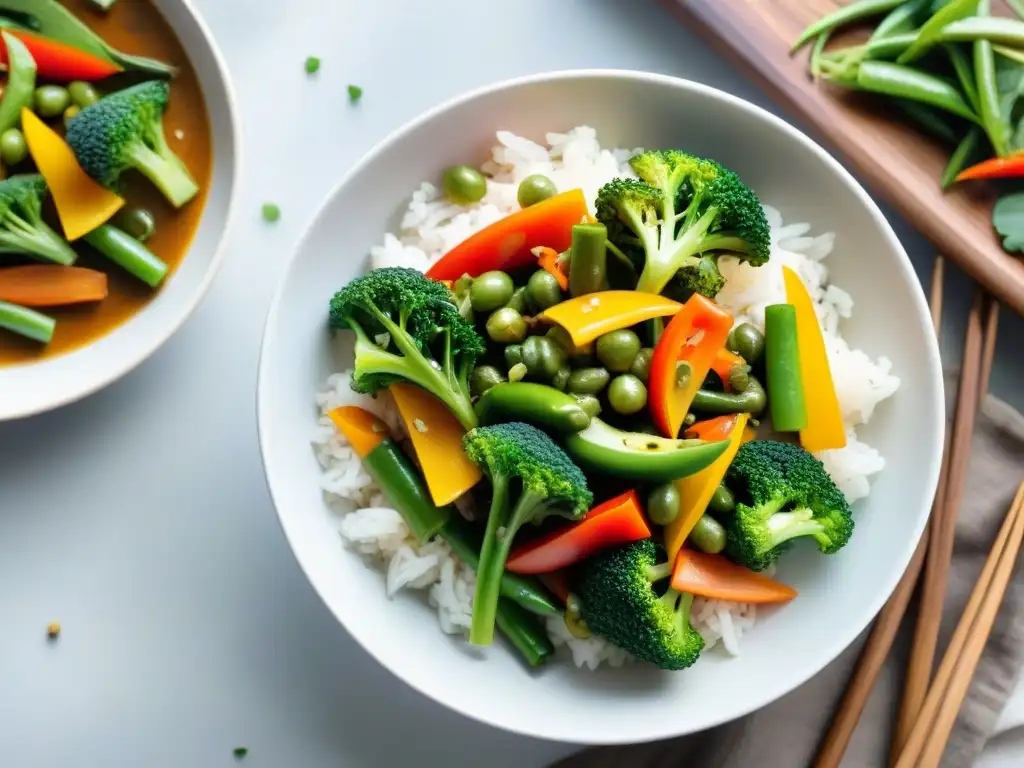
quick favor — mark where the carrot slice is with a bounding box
[671,549,797,604]
[533,246,568,290]
[507,490,650,574]
[0,265,107,306]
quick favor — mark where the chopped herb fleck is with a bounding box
[347,84,363,104]
[46,622,61,639]
[262,203,281,223]
[305,57,320,74]
[233,747,248,759]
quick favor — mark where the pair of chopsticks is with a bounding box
[814,259,1022,767]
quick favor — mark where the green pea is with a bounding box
[0,128,27,166]
[573,394,602,419]
[526,270,563,312]
[728,365,751,393]
[470,270,514,312]
[690,515,728,554]
[34,85,71,119]
[62,104,80,128]
[676,360,692,389]
[566,367,610,395]
[521,335,567,381]
[708,485,736,516]
[607,374,647,415]
[647,483,681,526]
[727,323,766,365]
[504,286,529,314]
[504,344,524,368]
[551,364,571,392]
[68,81,100,108]
[486,307,527,344]
[442,165,487,205]
[517,174,557,208]
[683,413,697,428]
[547,326,593,364]
[117,208,156,243]
[628,347,654,382]
[508,363,528,383]
[470,365,506,397]
[596,329,641,373]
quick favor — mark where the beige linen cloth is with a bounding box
[557,389,1024,768]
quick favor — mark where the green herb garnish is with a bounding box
[305,56,320,74]
[347,84,363,104]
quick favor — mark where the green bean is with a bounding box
[646,483,680,526]
[764,304,808,432]
[793,0,904,51]
[709,484,736,516]
[0,32,36,136]
[855,60,978,123]
[974,5,1010,157]
[871,0,930,41]
[83,224,169,288]
[470,365,506,397]
[526,269,563,311]
[947,45,980,116]
[0,299,54,343]
[692,376,767,416]
[521,335,567,380]
[471,271,514,312]
[505,344,523,368]
[630,347,654,383]
[809,31,832,79]
[929,16,1024,48]
[566,367,610,395]
[475,382,591,433]
[896,101,960,145]
[690,515,727,554]
[898,0,979,64]
[486,307,527,344]
[726,323,765,365]
[568,222,608,297]
[1011,0,1024,19]
[496,599,555,667]
[941,128,983,189]
[573,394,602,419]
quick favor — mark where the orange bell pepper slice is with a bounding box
[671,549,797,604]
[425,189,588,280]
[506,490,650,574]
[685,414,741,443]
[533,246,568,291]
[648,294,733,439]
[709,348,746,391]
[328,406,389,459]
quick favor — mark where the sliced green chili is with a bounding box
[0,299,54,343]
[898,0,980,64]
[0,32,36,136]
[947,45,981,115]
[793,0,905,51]
[941,128,983,188]
[855,60,979,122]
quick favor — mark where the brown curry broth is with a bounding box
[0,0,213,365]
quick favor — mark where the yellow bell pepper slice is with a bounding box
[389,383,482,507]
[328,406,390,459]
[782,266,847,453]
[664,413,749,562]
[21,108,123,241]
[540,291,681,347]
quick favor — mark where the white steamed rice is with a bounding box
[311,126,900,668]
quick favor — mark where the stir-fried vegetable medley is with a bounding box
[327,148,857,671]
[0,0,197,347]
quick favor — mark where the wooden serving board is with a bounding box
[669,0,1024,316]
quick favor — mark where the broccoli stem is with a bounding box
[127,141,198,209]
[766,508,823,548]
[659,589,695,636]
[646,562,673,583]
[636,206,717,295]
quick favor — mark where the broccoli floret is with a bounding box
[65,81,198,208]
[576,539,704,670]
[0,175,76,266]
[724,440,854,571]
[463,422,592,645]
[329,267,484,430]
[595,150,770,297]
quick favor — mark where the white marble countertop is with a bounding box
[1,0,1022,766]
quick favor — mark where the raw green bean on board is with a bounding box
[1010,0,1024,19]
[568,223,608,298]
[84,224,169,288]
[494,598,554,668]
[793,0,905,51]
[947,45,981,115]
[942,127,984,188]
[855,60,979,122]
[938,16,1024,47]
[897,0,980,64]
[764,304,808,433]
[810,31,833,79]
[0,299,54,344]
[993,44,1024,66]
[896,101,960,144]
[871,0,931,41]
[0,32,36,136]
[974,6,1011,156]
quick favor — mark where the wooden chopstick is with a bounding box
[894,482,1024,768]
[892,287,989,758]
[978,298,1000,407]
[812,258,947,768]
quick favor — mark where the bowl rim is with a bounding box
[256,68,944,745]
[0,0,242,422]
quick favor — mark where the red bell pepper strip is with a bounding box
[648,294,733,438]
[684,414,741,443]
[537,571,571,606]
[671,548,797,604]
[506,490,651,575]
[708,348,746,391]
[955,153,1024,183]
[1,30,122,82]
[425,189,588,280]
[533,246,568,290]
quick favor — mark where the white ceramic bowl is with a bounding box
[257,70,943,745]
[0,0,240,421]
